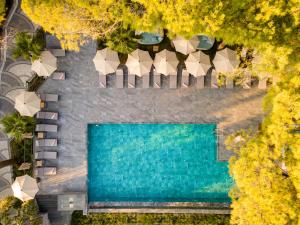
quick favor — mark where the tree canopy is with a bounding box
[226,73,300,225]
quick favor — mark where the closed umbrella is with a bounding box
[213,48,239,73]
[172,36,199,55]
[126,49,153,76]
[153,49,179,75]
[185,51,211,77]
[15,91,41,116]
[31,50,57,77]
[12,175,39,201]
[93,48,120,75]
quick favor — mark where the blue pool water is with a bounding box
[88,124,233,203]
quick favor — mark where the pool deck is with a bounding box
[37,40,265,212]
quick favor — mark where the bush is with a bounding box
[71,211,230,225]
[0,197,42,225]
[12,30,45,60]
[99,26,138,54]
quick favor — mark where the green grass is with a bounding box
[71,211,230,225]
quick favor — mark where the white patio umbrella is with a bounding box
[185,51,211,77]
[153,49,179,75]
[172,36,199,55]
[126,49,153,76]
[213,48,239,73]
[14,91,41,116]
[12,175,39,202]
[93,48,120,75]
[31,50,57,77]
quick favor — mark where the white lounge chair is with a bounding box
[128,74,135,88]
[226,77,234,88]
[196,76,205,88]
[243,71,251,89]
[36,124,58,132]
[181,69,189,88]
[116,69,124,88]
[169,74,177,89]
[35,167,57,176]
[36,139,57,147]
[99,73,106,88]
[142,74,150,88]
[153,69,161,88]
[49,49,65,57]
[36,112,58,120]
[52,72,65,80]
[211,69,218,88]
[38,94,59,102]
[35,151,57,159]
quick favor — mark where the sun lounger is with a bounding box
[258,76,268,89]
[35,151,57,159]
[153,69,161,88]
[196,76,205,88]
[181,69,189,88]
[36,124,58,132]
[35,167,57,176]
[169,74,177,89]
[142,74,150,88]
[52,72,65,80]
[211,69,218,88]
[49,49,65,57]
[128,74,135,88]
[99,73,106,88]
[116,69,124,88]
[226,77,234,88]
[243,71,251,89]
[36,112,58,120]
[38,94,59,102]
[35,139,57,147]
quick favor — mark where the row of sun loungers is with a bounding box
[34,92,59,177]
[100,68,271,89]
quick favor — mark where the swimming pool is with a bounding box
[88,124,232,203]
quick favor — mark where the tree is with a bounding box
[12,31,45,61]
[22,0,127,51]
[1,112,35,142]
[226,73,300,225]
[101,26,138,54]
[0,197,42,225]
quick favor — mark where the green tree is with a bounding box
[12,31,45,61]
[0,0,5,24]
[1,112,35,142]
[102,26,138,54]
[226,73,300,225]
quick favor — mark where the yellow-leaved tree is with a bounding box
[226,73,300,225]
[22,0,129,50]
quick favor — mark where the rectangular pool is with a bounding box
[88,124,232,203]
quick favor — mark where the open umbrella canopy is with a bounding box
[12,175,39,201]
[126,49,153,77]
[185,51,211,77]
[31,50,57,77]
[213,48,239,73]
[153,49,179,75]
[172,36,199,55]
[93,48,120,75]
[15,91,41,116]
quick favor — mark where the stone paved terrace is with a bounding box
[37,40,266,196]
